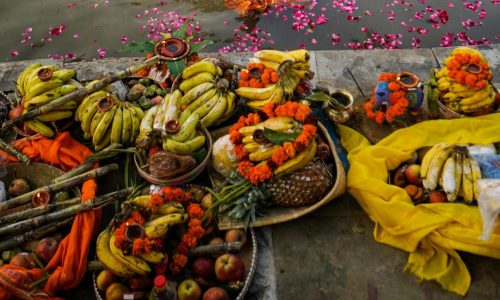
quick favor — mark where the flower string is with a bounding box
[446,53,491,90]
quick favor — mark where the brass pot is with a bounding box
[316,81,354,124]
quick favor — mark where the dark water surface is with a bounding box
[2,0,499,61]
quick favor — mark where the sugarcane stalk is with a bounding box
[188,242,242,257]
[0,163,119,212]
[52,143,124,183]
[0,219,72,252]
[0,138,30,164]
[1,56,162,131]
[0,197,80,226]
[0,202,32,217]
[0,187,132,237]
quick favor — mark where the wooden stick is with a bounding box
[1,56,161,131]
[0,187,132,237]
[0,163,119,212]
[0,197,80,226]
[0,219,72,252]
[188,242,242,257]
[0,138,30,164]
[0,202,32,218]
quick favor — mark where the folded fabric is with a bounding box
[339,113,500,295]
[0,132,100,298]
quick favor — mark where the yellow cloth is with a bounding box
[339,113,500,296]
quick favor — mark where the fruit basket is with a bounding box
[212,121,347,230]
[134,126,213,185]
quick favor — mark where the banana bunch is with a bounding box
[238,116,317,176]
[443,46,488,66]
[16,63,79,137]
[96,195,187,277]
[236,49,312,110]
[76,91,144,150]
[420,143,482,203]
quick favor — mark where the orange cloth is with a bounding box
[0,132,100,298]
[224,0,277,15]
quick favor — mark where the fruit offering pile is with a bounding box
[429,46,498,116]
[391,143,496,204]
[95,186,251,300]
[14,63,79,137]
[124,77,167,111]
[235,49,313,110]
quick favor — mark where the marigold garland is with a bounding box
[446,53,491,90]
[229,102,317,185]
[239,62,279,88]
[363,73,411,124]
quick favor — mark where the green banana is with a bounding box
[51,69,76,82]
[185,88,218,112]
[179,72,215,93]
[80,96,101,133]
[111,104,123,144]
[179,82,215,106]
[201,93,227,127]
[169,112,200,142]
[129,104,144,119]
[56,100,78,111]
[163,134,205,155]
[182,61,218,79]
[144,213,188,238]
[17,63,42,97]
[93,105,117,145]
[27,79,63,98]
[193,92,220,118]
[26,119,55,137]
[94,127,112,151]
[36,110,73,122]
[120,104,132,145]
[27,85,78,107]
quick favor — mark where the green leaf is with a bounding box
[118,41,155,53]
[305,91,332,102]
[160,32,172,40]
[166,60,186,78]
[189,40,214,55]
[172,22,188,39]
[263,127,300,145]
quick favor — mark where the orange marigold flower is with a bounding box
[170,254,188,274]
[187,203,204,220]
[147,194,164,213]
[239,80,250,87]
[240,70,251,81]
[446,59,461,70]
[270,72,279,83]
[264,67,274,74]
[247,62,265,71]
[295,105,312,122]
[469,55,481,64]
[131,211,145,224]
[262,102,276,118]
[182,234,198,248]
[235,144,248,161]
[283,142,296,158]
[238,161,254,178]
[388,81,401,92]
[474,80,487,90]
[379,73,397,82]
[465,74,478,87]
[271,147,289,166]
[374,111,385,124]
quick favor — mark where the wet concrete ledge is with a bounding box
[1,45,500,299]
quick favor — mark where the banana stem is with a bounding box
[1,56,162,132]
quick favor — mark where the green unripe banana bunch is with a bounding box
[76,91,144,151]
[16,63,80,137]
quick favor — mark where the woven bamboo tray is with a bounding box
[215,122,347,230]
[437,84,499,119]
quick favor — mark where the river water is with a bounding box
[2,0,499,61]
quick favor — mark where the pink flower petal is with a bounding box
[10,50,18,57]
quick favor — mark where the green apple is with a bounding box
[178,279,202,300]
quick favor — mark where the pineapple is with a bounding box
[267,160,334,207]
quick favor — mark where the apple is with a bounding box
[22,240,40,252]
[404,185,424,203]
[208,237,224,246]
[106,282,129,300]
[392,166,407,187]
[10,252,36,269]
[178,279,202,300]
[203,287,229,300]
[224,229,247,249]
[35,237,59,263]
[404,163,422,186]
[128,275,152,290]
[8,178,30,197]
[429,190,447,203]
[192,256,214,279]
[96,269,117,292]
[215,254,245,283]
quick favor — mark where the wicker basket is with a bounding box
[216,121,347,230]
[93,228,258,300]
[436,84,499,119]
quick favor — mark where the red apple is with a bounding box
[215,254,245,283]
[8,178,31,197]
[128,275,152,290]
[203,287,229,300]
[96,269,117,292]
[224,229,247,249]
[178,279,202,300]
[429,191,447,203]
[192,256,214,279]
[208,237,224,246]
[404,163,422,186]
[35,237,59,263]
[392,166,407,187]
[10,252,36,269]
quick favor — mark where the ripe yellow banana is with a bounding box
[121,104,132,145]
[292,61,311,71]
[201,93,227,127]
[17,63,42,97]
[125,195,152,208]
[185,88,218,113]
[254,50,295,63]
[26,119,54,137]
[170,112,200,142]
[249,146,279,162]
[93,105,117,146]
[239,117,294,136]
[435,68,449,79]
[275,140,317,176]
[246,86,284,110]
[180,82,215,106]
[449,152,463,202]
[51,69,76,82]
[182,61,218,79]
[162,134,205,155]
[223,91,236,118]
[422,147,453,190]
[469,154,482,201]
[459,86,492,106]
[139,251,164,264]
[461,154,474,203]
[236,84,277,101]
[163,89,181,126]
[179,72,215,93]
[126,103,141,144]
[36,110,73,122]
[449,83,470,93]
[153,93,170,132]
[420,143,450,178]
[287,49,310,62]
[193,92,220,117]
[111,104,123,145]
[24,65,58,89]
[109,232,150,275]
[27,85,78,107]
[244,142,262,153]
[461,94,494,112]
[75,90,108,121]
[253,58,279,71]
[242,135,254,144]
[56,100,78,111]
[27,79,63,98]
[143,213,188,238]
[442,92,459,103]
[89,109,107,136]
[157,202,185,215]
[96,227,135,277]
[441,153,456,201]
[136,104,159,149]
